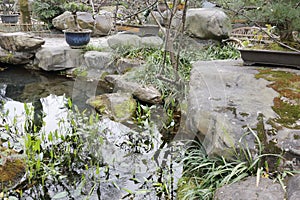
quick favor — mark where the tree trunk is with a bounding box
[19,0,32,31]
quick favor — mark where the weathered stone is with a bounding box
[105,74,162,104]
[34,46,84,71]
[141,36,163,48]
[107,33,141,49]
[76,11,94,30]
[162,10,183,28]
[277,129,300,157]
[84,51,113,69]
[145,11,163,25]
[287,174,300,200]
[0,48,34,65]
[52,11,76,31]
[94,14,113,36]
[185,8,232,40]
[0,32,45,52]
[86,92,137,122]
[0,147,26,190]
[115,58,144,74]
[214,176,285,200]
[107,33,163,49]
[187,60,278,157]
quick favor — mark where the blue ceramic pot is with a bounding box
[63,29,92,49]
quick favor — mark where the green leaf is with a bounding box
[52,191,68,199]
[122,188,134,194]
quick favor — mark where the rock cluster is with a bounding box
[0,32,45,65]
[52,11,113,36]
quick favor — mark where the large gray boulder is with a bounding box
[84,51,113,69]
[287,174,300,200]
[107,33,141,49]
[52,11,76,30]
[0,32,45,52]
[35,47,84,71]
[83,51,115,77]
[94,14,113,36]
[76,11,94,30]
[185,8,232,40]
[186,59,300,170]
[214,176,285,200]
[187,60,278,157]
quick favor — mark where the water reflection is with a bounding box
[0,66,183,199]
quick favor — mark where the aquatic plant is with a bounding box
[0,99,104,199]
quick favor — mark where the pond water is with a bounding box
[0,65,183,199]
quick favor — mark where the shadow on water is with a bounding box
[0,66,183,200]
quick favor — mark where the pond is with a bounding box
[0,65,183,199]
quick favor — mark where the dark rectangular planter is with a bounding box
[239,49,300,69]
[116,24,160,36]
[1,14,19,24]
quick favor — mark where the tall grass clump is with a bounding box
[178,127,296,200]
[113,43,239,108]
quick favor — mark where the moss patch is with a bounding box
[255,69,300,129]
[0,147,26,188]
[87,93,137,122]
[272,97,300,129]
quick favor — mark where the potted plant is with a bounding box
[0,0,19,23]
[216,0,300,68]
[62,1,94,49]
[230,26,300,68]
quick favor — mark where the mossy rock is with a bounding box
[255,69,300,129]
[0,147,26,189]
[87,92,137,122]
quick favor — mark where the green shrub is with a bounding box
[63,2,92,14]
[32,0,67,28]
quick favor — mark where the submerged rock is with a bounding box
[0,147,26,189]
[86,92,137,122]
[105,74,162,104]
